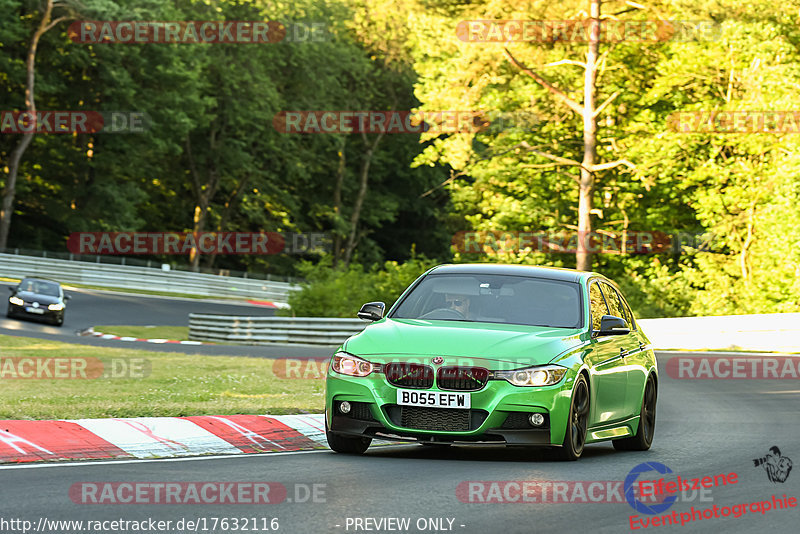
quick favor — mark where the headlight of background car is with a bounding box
[9,296,24,306]
[495,365,568,387]
[48,303,64,311]
[331,352,375,377]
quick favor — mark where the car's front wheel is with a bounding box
[325,416,371,454]
[554,373,589,461]
[613,374,656,451]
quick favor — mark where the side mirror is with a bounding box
[64,294,72,300]
[597,315,630,336]
[8,286,13,292]
[357,301,385,321]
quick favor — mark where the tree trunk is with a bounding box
[0,0,64,250]
[332,137,346,267]
[343,131,384,266]
[504,0,634,270]
[185,135,220,272]
[201,176,249,270]
[190,202,209,271]
[576,0,600,272]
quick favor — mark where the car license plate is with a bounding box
[396,389,470,409]
[25,307,44,314]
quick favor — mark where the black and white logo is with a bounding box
[753,446,793,483]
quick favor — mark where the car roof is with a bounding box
[427,263,596,283]
[20,277,62,285]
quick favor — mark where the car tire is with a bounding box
[554,373,589,461]
[325,415,371,454]
[613,374,656,452]
[6,306,15,318]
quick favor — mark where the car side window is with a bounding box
[617,290,637,330]
[600,282,625,320]
[589,282,607,331]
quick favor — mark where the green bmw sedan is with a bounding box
[324,264,658,460]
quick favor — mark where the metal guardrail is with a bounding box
[188,312,800,350]
[0,253,298,304]
[639,313,800,352]
[189,314,367,345]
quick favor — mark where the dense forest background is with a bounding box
[2,0,799,317]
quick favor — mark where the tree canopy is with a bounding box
[1,0,798,316]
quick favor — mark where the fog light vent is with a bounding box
[529,413,545,427]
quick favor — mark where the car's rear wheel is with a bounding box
[554,374,589,461]
[325,415,371,454]
[613,374,656,451]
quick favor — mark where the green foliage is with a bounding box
[409,0,800,317]
[285,254,439,317]
[0,0,451,275]
[2,0,799,317]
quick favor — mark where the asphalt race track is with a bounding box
[0,283,333,358]
[1,352,798,534]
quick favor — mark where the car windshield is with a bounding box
[391,273,582,328]
[20,280,60,297]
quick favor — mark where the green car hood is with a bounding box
[343,318,586,370]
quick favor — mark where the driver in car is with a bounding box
[445,293,473,319]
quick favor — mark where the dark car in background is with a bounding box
[7,278,70,326]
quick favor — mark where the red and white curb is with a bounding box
[83,328,204,345]
[0,414,327,463]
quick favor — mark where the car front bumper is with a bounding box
[325,370,578,447]
[8,303,63,321]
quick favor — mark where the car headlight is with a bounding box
[48,303,64,311]
[495,365,568,387]
[9,296,23,306]
[331,352,376,377]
